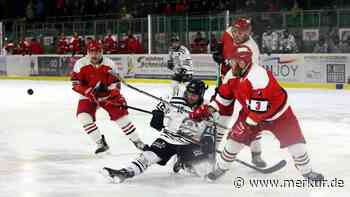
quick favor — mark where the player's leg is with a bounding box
[215,115,231,151]
[76,99,108,154]
[207,138,245,181]
[102,138,177,183]
[249,134,267,167]
[270,107,324,180]
[103,103,147,151]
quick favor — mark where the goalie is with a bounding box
[101,79,217,183]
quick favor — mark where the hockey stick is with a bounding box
[118,78,229,130]
[215,150,287,174]
[235,159,287,174]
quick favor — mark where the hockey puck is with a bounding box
[27,89,34,95]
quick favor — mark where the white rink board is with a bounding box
[1,54,350,83]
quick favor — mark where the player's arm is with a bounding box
[150,101,167,131]
[70,62,91,97]
[189,80,235,121]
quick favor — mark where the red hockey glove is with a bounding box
[230,119,260,144]
[84,87,97,102]
[105,89,127,108]
[189,104,212,122]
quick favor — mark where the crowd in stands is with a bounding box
[261,27,298,53]
[2,31,144,56]
[1,0,350,22]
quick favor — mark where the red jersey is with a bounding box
[70,36,81,53]
[211,64,288,124]
[104,35,116,52]
[71,56,120,100]
[220,26,260,79]
[58,37,69,54]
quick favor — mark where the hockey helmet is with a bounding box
[170,35,180,42]
[87,41,103,64]
[231,45,253,77]
[185,79,208,106]
[232,17,252,31]
[232,17,252,44]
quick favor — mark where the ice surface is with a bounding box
[0,80,349,197]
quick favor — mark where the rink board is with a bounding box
[0,75,349,90]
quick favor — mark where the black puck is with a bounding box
[27,89,34,95]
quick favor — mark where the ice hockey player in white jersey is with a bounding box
[101,79,217,183]
[167,35,194,96]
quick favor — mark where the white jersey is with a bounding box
[156,86,211,145]
[168,45,193,75]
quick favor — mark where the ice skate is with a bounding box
[95,135,109,154]
[101,167,135,183]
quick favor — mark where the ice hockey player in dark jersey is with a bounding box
[167,35,194,96]
[101,79,217,183]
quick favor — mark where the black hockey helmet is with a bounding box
[185,79,208,106]
[170,35,180,42]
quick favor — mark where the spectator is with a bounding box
[117,34,129,54]
[209,33,218,52]
[4,40,16,55]
[56,32,69,54]
[279,29,298,53]
[339,38,350,53]
[19,37,32,55]
[329,37,342,53]
[26,0,35,21]
[30,38,44,54]
[56,0,65,16]
[104,31,117,54]
[313,37,329,53]
[261,25,279,53]
[191,32,208,53]
[164,3,172,16]
[175,0,185,15]
[126,32,144,54]
[70,32,81,55]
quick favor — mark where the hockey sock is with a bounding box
[250,134,262,153]
[127,151,161,176]
[217,139,244,170]
[215,115,231,151]
[78,113,102,143]
[115,115,140,142]
[287,143,312,174]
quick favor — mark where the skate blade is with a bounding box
[99,168,122,184]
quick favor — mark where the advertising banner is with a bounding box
[0,56,6,75]
[260,54,303,82]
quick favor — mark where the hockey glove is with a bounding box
[150,109,165,131]
[104,89,127,108]
[84,87,97,102]
[167,60,175,70]
[189,104,212,122]
[230,118,260,144]
[94,81,109,94]
[212,43,224,64]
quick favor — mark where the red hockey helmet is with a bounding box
[87,41,103,64]
[231,45,253,77]
[87,41,102,52]
[232,17,252,31]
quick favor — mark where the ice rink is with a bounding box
[0,80,350,197]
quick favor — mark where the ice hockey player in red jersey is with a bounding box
[190,45,324,181]
[70,41,147,154]
[212,17,266,168]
